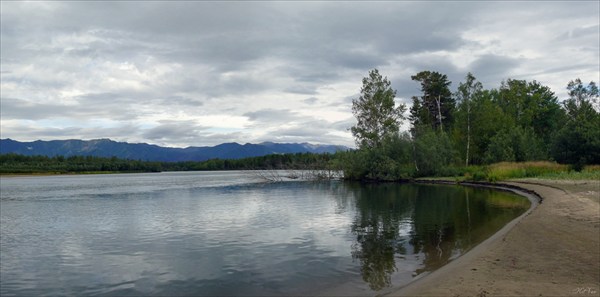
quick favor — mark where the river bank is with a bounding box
[389,179,599,296]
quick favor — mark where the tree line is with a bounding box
[0,152,336,174]
[342,69,599,180]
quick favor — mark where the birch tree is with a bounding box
[456,73,482,166]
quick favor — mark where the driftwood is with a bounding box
[252,169,343,183]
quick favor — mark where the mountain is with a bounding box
[0,139,349,162]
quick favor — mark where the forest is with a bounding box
[340,70,599,181]
[1,70,598,180]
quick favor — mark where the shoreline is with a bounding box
[387,179,600,296]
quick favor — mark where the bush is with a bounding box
[339,133,416,181]
[414,130,459,177]
[472,171,487,181]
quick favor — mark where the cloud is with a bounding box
[142,121,209,141]
[467,54,522,88]
[0,96,139,121]
[556,24,600,41]
[252,116,356,146]
[303,97,319,105]
[243,109,303,124]
[1,1,598,147]
[0,119,141,142]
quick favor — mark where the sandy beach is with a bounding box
[389,179,600,297]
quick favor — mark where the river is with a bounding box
[0,171,530,296]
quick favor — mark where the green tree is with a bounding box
[410,71,454,134]
[340,134,414,181]
[566,78,599,109]
[552,79,600,167]
[461,89,512,165]
[484,127,546,164]
[351,69,406,149]
[496,79,564,146]
[414,129,458,176]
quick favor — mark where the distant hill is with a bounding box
[0,138,349,162]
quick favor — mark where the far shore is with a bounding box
[388,179,599,296]
[0,171,159,177]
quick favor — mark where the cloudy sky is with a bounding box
[1,1,598,148]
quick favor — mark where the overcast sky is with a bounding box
[1,1,598,148]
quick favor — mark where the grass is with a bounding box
[485,161,569,181]
[457,162,599,182]
[533,165,600,180]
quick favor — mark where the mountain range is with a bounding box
[0,138,349,162]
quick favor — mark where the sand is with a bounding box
[388,179,600,297]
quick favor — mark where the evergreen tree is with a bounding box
[409,71,454,134]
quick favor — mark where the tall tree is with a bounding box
[552,79,600,167]
[409,71,454,134]
[497,80,562,132]
[465,89,513,165]
[496,79,564,149]
[351,69,406,150]
[455,73,483,166]
[566,78,599,112]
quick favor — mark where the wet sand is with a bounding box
[389,179,599,297]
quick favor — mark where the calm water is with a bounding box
[0,171,530,296]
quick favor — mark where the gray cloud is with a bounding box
[1,98,68,120]
[256,116,356,145]
[0,122,141,142]
[556,24,600,41]
[303,97,319,105]
[143,121,209,141]
[1,96,139,121]
[284,86,318,96]
[243,109,303,124]
[1,1,598,147]
[468,54,522,88]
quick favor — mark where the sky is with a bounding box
[1,1,599,148]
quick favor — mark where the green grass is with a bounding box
[533,166,600,180]
[485,161,568,181]
[455,162,599,182]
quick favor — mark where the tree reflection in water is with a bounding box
[348,183,529,291]
[349,183,414,290]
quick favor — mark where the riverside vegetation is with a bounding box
[1,70,598,181]
[339,70,599,181]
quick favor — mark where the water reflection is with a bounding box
[348,183,530,291]
[0,173,530,296]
